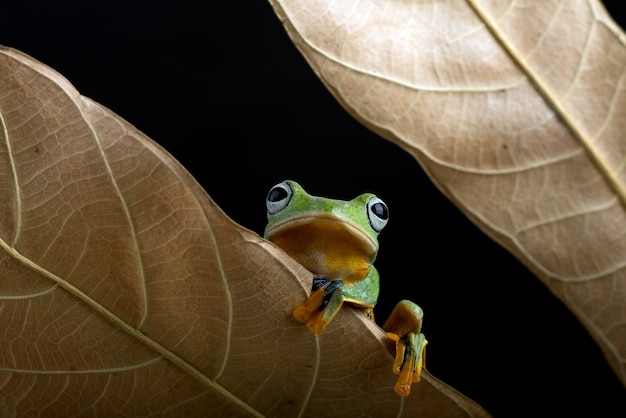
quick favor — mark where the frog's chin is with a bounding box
[265,213,378,255]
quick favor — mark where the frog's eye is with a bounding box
[266,181,293,214]
[367,196,389,232]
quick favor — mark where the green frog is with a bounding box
[264,180,427,396]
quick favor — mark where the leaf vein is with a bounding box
[297,335,320,418]
[89,115,150,329]
[0,284,57,300]
[0,107,22,247]
[294,10,527,93]
[204,216,233,382]
[0,356,162,375]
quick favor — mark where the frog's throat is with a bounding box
[265,213,378,254]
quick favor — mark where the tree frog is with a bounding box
[264,180,428,396]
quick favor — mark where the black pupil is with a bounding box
[371,202,388,220]
[268,187,288,202]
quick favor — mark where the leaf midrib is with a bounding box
[0,48,262,418]
[466,0,626,210]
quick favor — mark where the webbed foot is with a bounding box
[383,300,428,396]
[293,276,344,334]
[387,331,427,396]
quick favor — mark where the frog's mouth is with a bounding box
[265,213,378,256]
[266,214,377,281]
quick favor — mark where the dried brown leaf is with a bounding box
[266,0,626,387]
[0,47,489,417]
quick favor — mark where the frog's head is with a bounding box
[263,180,388,277]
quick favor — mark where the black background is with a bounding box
[2,1,625,416]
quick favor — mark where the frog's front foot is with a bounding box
[383,300,428,396]
[387,331,427,396]
[293,276,344,334]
